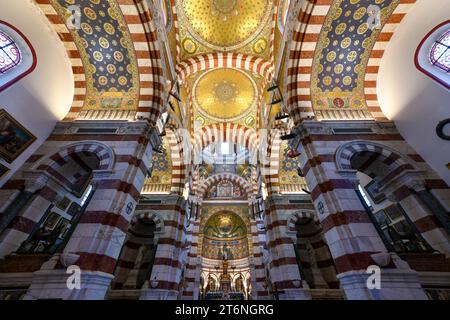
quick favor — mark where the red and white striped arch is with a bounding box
[35,0,86,119]
[191,122,259,158]
[263,129,283,195]
[128,0,166,124]
[364,0,417,120]
[285,0,417,125]
[36,0,166,124]
[166,128,186,195]
[285,0,327,124]
[177,53,275,85]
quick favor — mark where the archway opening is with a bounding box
[110,217,158,291]
[293,216,339,290]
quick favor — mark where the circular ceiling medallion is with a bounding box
[182,37,197,54]
[193,68,257,121]
[180,0,272,51]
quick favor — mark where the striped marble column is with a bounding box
[249,217,269,299]
[264,195,312,300]
[139,194,187,300]
[20,122,160,300]
[294,121,429,300]
[181,217,201,300]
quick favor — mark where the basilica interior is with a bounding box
[0,0,449,301]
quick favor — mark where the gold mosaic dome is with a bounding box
[180,0,272,50]
[193,68,257,121]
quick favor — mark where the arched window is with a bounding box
[0,31,21,73]
[0,20,36,92]
[430,30,450,73]
[415,20,450,89]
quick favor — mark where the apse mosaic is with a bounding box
[176,0,274,60]
[204,212,246,239]
[202,211,249,260]
[52,0,139,110]
[311,0,399,114]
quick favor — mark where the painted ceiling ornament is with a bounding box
[182,37,197,54]
[192,68,257,122]
[211,0,239,21]
[252,38,268,54]
[179,0,273,51]
[214,80,238,102]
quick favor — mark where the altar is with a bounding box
[201,245,250,300]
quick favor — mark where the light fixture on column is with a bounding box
[270,98,283,105]
[168,100,176,112]
[297,167,304,177]
[275,113,290,121]
[280,133,297,140]
[152,147,163,154]
[267,84,279,92]
[146,165,154,178]
[150,276,159,288]
[287,148,300,158]
[292,279,301,288]
[301,188,311,195]
[169,92,181,102]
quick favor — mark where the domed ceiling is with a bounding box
[176,0,274,60]
[311,0,399,119]
[193,68,257,122]
[180,0,272,51]
[188,68,263,129]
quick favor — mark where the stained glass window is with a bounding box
[430,30,450,73]
[0,30,21,74]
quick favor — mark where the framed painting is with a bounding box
[0,109,36,163]
[0,162,9,179]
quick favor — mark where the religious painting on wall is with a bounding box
[0,109,36,163]
[0,162,9,179]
